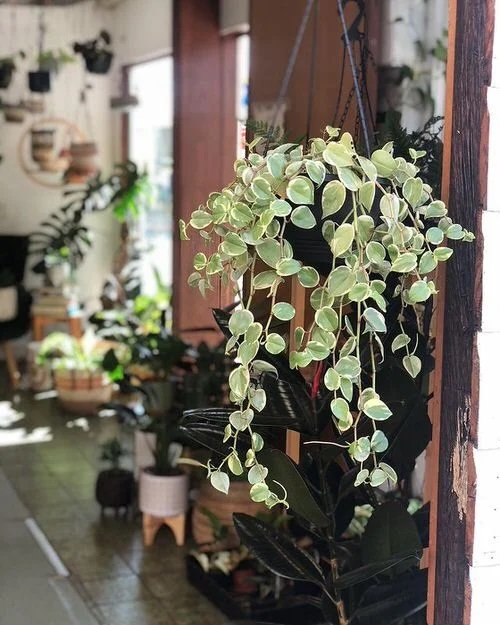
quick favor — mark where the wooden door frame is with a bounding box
[427,0,494,623]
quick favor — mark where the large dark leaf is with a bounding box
[259,448,328,528]
[361,502,422,575]
[332,551,421,590]
[233,513,325,587]
[349,569,427,625]
[261,373,317,434]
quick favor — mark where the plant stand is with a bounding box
[142,512,186,547]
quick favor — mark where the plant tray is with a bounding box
[186,556,326,624]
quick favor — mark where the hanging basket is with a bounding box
[0,62,14,89]
[83,50,113,75]
[28,70,51,93]
[66,141,98,183]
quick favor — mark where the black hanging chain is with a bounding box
[305,0,320,144]
[265,0,316,152]
[335,0,372,155]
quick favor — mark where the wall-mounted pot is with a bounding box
[0,62,14,89]
[31,128,55,164]
[82,50,113,75]
[28,70,51,93]
[3,103,25,123]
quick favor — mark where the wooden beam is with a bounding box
[429,0,493,623]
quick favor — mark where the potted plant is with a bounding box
[38,49,75,74]
[44,246,72,288]
[95,437,134,514]
[2,101,25,123]
[28,69,51,93]
[0,51,25,89]
[179,127,474,623]
[73,30,113,75]
[138,410,190,546]
[31,127,56,165]
[37,332,113,414]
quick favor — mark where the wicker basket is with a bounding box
[54,369,112,414]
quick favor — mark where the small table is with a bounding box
[32,312,84,342]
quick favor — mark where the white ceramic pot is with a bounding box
[139,469,189,518]
[47,262,71,288]
[134,430,156,479]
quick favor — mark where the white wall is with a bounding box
[470,4,500,623]
[0,1,115,312]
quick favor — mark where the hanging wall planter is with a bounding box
[0,61,15,89]
[31,128,55,164]
[66,141,98,183]
[74,30,113,75]
[3,103,25,123]
[28,70,51,93]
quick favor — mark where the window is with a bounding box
[127,56,173,294]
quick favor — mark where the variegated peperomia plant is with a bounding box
[180,126,473,505]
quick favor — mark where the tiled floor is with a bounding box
[0,385,224,625]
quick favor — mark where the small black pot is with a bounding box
[28,70,51,93]
[0,63,14,89]
[284,174,353,276]
[95,468,134,510]
[83,50,113,74]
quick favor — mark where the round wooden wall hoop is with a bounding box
[17,117,86,189]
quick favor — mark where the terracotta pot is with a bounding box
[3,105,25,123]
[192,480,264,551]
[54,369,112,414]
[134,430,156,479]
[139,468,189,518]
[69,141,98,175]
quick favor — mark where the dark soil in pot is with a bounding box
[28,70,51,93]
[284,174,353,276]
[83,50,113,74]
[95,468,134,510]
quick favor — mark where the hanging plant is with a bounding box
[180,126,474,504]
[0,51,25,90]
[73,30,113,75]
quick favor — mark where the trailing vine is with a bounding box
[180,127,473,505]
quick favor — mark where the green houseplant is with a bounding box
[180,127,473,624]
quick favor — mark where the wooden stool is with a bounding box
[142,513,186,547]
[1,341,21,389]
[32,313,83,341]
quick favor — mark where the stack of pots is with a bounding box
[67,141,98,182]
[31,128,55,168]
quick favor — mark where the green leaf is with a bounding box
[272,302,295,321]
[193,252,207,271]
[306,341,330,361]
[206,253,223,275]
[369,468,388,487]
[391,333,411,352]
[363,307,387,333]
[419,251,437,274]
[210,471,230,494]
[446,224,464,240]
[371,430,389,452]
[229,365,250,399]
[331,397,350,421]
[349,282,370,302]
[402,177,423,208]
[310,287,334,310]
[322,180,346,217]
[270,198,292,217]
[324,142,355,168]
[221,232,247,256]
[287,176,314,205]
[179,219,189,240]
[340,377,353,401]
[229,309,254,336]
[379,462,397,484]
[259,448,329,527]
[391,252,417,273]
[250,482,270,502]
[371,149,397,177]
[426,227,444,245]
[276,258,302,276]
[354,469,369,487]
[245,322,263,343]
[228,454,244,475]
[360,181,376,210]
[350,437,371,462]
[425,200,447,218]
[250,389,266,412]
[291,205,316,229]
[380,193,399,219]
[267,152,286,178]
[324,368,341,391]
[230,202,254,227]
[253,270,278,289]
[363,398,392,421]
[315,307,339,332]
[338,167,362,191]
[252,431,265,450]
[190,210,212,229]
[332,223,354,256]
[248,463,268,484]
[238,340,259,366]
[328,266,356,296]
[298,266,320,288]
[256,239,282,268]
[335,355,361,380]
[265,333,286,354]
[408,280,431,303]
[434,247,453,261]
[305,160,326,185]
[251,176,273,200]
[366,241,386,264]
[357,214,375,242]
[403,355,421,378]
